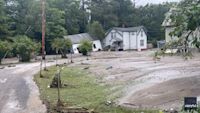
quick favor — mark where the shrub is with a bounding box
[14,35,40,62]
[51,38,72,58]
[0,41,12,64]
[79,39,92,56]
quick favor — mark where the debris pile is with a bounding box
[50,74,62,88]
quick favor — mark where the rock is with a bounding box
[81,62,90,65]
[106,66,113,70]
[8,65,16,67]
[83,67,90,70]
[105,100,112,106]
[0,67,5,69]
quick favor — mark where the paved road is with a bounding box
[0,59,67,113]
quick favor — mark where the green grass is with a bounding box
[34,66,158,113]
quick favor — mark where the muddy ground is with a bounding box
[69,50,200,110]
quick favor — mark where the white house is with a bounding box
[162,8,179,43]
[162,8,200,48]
[64,33,102,54]
[103,26,147,51]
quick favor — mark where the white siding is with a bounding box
[123,30,147,50]
[72,40,102,54]
[165,27,200,48]
[138,29,147,49]
[104,28,148,51]
[92,40,102,51]
[103,30,123,47]
[72,44,80,54]
[165,27,178,43]
[123,32,137,50]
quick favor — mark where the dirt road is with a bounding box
[69,51,200,110]
[0,59,67,113]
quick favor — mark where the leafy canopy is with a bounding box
[0,41,12,63]
[51,38,72,58]
[88,21,105,41]
[168,0,200,57]
[14,35,40,62]
[79,39,92,56]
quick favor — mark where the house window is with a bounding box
[114,32,116,38]
[141,31,143,37]
[111,33,114,38]
[140,40,144,46]
[93,44,96,49]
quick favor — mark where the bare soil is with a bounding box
[69,51,200,110]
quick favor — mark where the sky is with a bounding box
[136,0,181,6]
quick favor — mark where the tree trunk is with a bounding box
[61,50,67,58]
[184,31,192,54]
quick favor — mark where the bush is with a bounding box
[79,39,92,56]
[51,38,72,58]
[14,35,40,62]
[0,41,12,64]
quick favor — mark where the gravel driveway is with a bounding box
[0,59,67,113]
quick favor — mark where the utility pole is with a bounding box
[41,0,46,70]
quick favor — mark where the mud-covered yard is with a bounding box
[69,51,200,110]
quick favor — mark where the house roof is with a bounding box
[113,26,146,32]
[64,33,98,44]
[106,26,147,36]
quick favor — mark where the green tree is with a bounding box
[45,1,68,54]
[110,0,135,27]
[137,3,171,46]
[51,38,72,58]
[169,0,200,57]
[0,41,12,64]
[90,0,119,30]
[14,35,40,62]
[4,0,40,36]
[88,21,105,41]
[65,0,88,34]
[79,39,92,56]
[0,0,9,40]
[46,8,67,39]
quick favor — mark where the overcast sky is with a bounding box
[136,0,181,6]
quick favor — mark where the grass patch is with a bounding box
[34,66,158,113]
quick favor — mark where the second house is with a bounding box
[103,26,147,51]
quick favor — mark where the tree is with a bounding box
[51,38,72,58]
[79,39,92,56]
[0,0,9,40]
[14,35,40,62]
[62,38,72,58]
[0,41,12,64]
[0,0,177,55]
[110,0,135,27]
[88,21,105,41]
[46,8,67,39]
[90,0,119,30]
[169,0,200,57]
[4,0,39,36]
[45,0,69,54]
[137,3,171,46]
